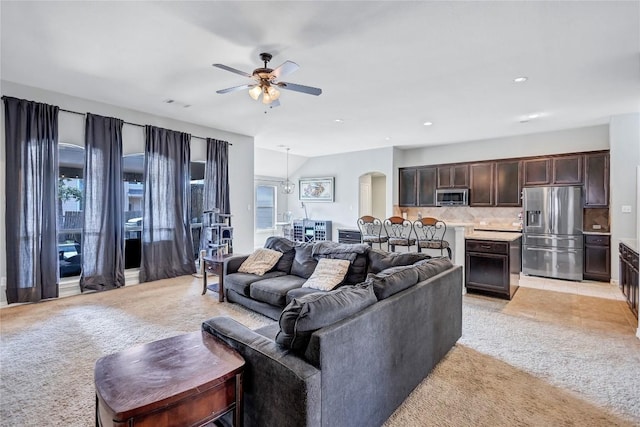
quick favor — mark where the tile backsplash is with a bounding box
[583,208,610,232]
[394,206,522,226]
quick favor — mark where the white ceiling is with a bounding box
[2,1,639,158]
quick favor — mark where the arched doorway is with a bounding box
[358,172,387,219]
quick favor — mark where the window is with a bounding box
[58,144,84,278]
[256,185,276,230]
[123,154,144,269]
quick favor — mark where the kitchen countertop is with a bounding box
[465,231,523,242]
[582,231,611,235]
[620,238,638,253]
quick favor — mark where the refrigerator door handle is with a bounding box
[525,247,580,254]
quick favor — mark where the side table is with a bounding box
[95,331,244,427]
[202,254,235,301]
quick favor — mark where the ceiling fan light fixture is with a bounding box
[248,85,262,100]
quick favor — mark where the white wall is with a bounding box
[609,113,640,282]
[284,147,395,240]
[0,81,256,288]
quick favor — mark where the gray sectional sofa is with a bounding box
[202,237,463,427]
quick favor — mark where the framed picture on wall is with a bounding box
[299,177,335,202]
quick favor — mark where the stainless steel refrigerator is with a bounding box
[522,186,583,281]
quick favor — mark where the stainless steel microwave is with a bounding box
[435,188,469,206]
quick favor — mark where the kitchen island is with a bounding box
[465,231,522,299]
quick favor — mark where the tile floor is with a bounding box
[502,274,639,334]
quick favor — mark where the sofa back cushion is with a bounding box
[276,285,377,353]
[366,265,419,300]
[264,236,296,274]
[367,249,430,274]
[312,242,370,285]
[290,242,318,279]
[413,257,454,282]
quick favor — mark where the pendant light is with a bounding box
[281,148,295,194]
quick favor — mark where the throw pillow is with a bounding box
[302,258,351,291]
[276,285,377,352]
[290,243,318,279]
[366,265,419,300]
[264,236,296,273]
[238,248,283,276]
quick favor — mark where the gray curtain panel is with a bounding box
[204,138,230,214]
[140,125,196,283]
[3,96,59,303]
[79,113,125,292]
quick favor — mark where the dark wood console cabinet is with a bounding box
[619,242,638,318]
[465,236,521,300]
[338,229,362,244]
[583,234,611,282]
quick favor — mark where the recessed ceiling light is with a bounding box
[514,77,528,83]
[423,121,433,126]
[527,113,540,119]
[334,118,344,123]
[384,136,392,141]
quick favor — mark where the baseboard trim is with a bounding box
[1,269,142,309]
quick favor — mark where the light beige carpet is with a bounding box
[1,276,639,426]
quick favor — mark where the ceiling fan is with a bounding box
[213,53,322,106]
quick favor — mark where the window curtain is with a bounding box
[203,138,230,214]
[140,126,196,282]
[3,96,59,304]
[79,113,125,292]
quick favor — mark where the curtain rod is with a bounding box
[59,108,231,144]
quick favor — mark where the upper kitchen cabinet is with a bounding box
[470,162,495,206]
[417,166,437,206]
[437,164,469,188]
[495,160,522,206]
[584,152,609,207]
[552,155,582,185]
[523,158,551,186]
[399,168,417,207]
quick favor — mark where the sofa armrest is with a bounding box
[226,255,249,274]
[202,317,321,427]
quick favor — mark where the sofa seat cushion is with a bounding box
[286,287,324,305]
[367,265,419,300]
[367,249,430,274]
[413,257,454,282]
[225,271,287,297]
[250,275,307,307]
[276,285,377,352]
[238,248,283,276]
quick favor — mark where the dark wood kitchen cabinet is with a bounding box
[399,168,417,207]
[417,166,437,206]
[437,164,469,188]
[523,158,551,186]
[465,236,521,299]
[553,155,583,185]
[583,234,611,282]
[495,160,522,206]
[469,163,495,206]
[584,152,609,207]
[619,242,638,318]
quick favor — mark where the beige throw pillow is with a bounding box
[302,258,351,291]
[238,248,283,276]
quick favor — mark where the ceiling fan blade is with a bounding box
[271,61,299,79]
[268,99,281,108]
[212,63,252,78]
[277,82,322,96]
[216,84,255,94]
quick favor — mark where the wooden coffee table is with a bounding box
[95,331,244,427]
